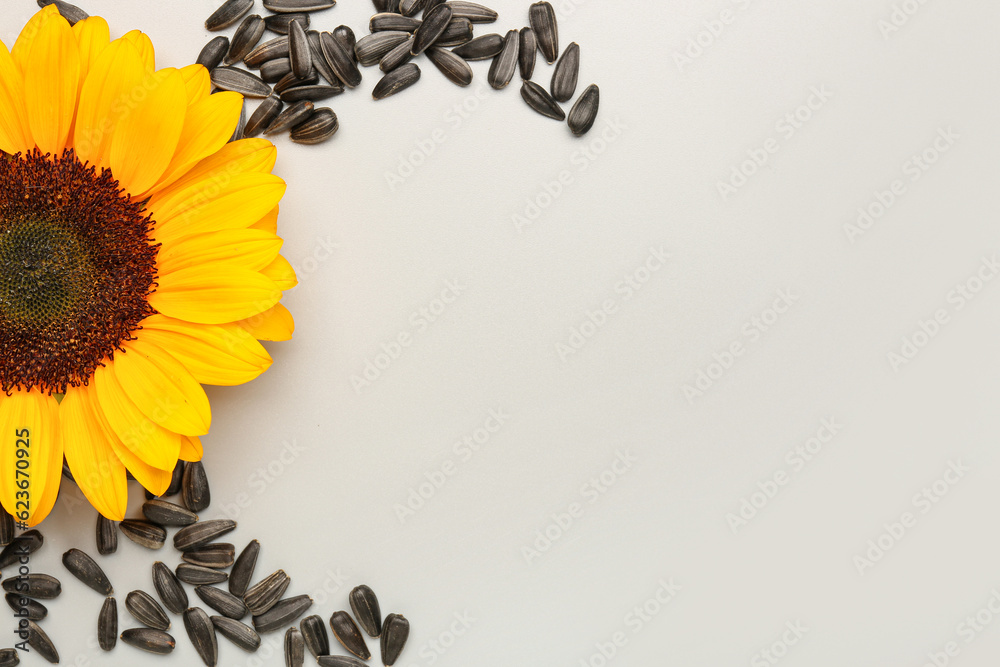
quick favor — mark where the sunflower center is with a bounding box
[0,149,159,395]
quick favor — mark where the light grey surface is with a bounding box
[4,0,1000,665]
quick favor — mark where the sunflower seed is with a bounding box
[435,18,473,47]
[37,0,88,25]
[400,0,425,16]
[183,543,236,569]
[120,519,167,550]
[96,515,118,555]
[275,69,319,94]
[354,31,410,66]
[289,108,339,144]
[0,530,43,568]
[426,47,473,85]
[27,620,58,663]
[317,657,368,667]
[370,13,421,32]
[529,1,558,63]
[348,585,382,637]
[411,3,452,55]
[488,29,518,89]
[550,41,579,102]
[2,574,61,599]
[333,26,357,60]
[212,615,261,651]
[264,12,310,34]
[0,648,16,667]
[252,595,313,634]
[330,610,370,659]
[373,63,421,99]
[126,590,171,630]
[174,520,237,551]
[264,100,315,134]
[143,500,198,527]
[229,540,260,598]
[306,30,339,85]
[182,461,211,512]
[0,508,12,547]
[373,0,390,10]
[520,80,564,119]
[226,15,266,65]
[5,593,46,620]
[320,31,362,88]
[120,628,175,655]
[263,0,337,12]
[285,627,304,667]
[443,1,496,22]
[380,613,410,666]
[177,563,229,587]
[423,0,447,13]
[288,19,313,79]
[300,614,330,657]
[518,28,536,78]
[98,596,117,651]
[280,85,343,102]
[63,548,113,595]
[245,37,290,67]
[260,58,293,83]
[184,607,218,666]
[243,570,290,615]
[152,561,188,614]
[197,585,248,620]
[379,37,415,72]
[206,0,253,31]
[452,33,503,60]
[229,100,247,142]
[567,83,598,135]
[197,36,230,70]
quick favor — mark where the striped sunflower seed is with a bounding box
[452,33,503,60]
[38,0,88,25]
[196,585,248,620]
[252,595,313,634]
[488,29,518,90]
[280,85,343,102]
[265,100,315,135]
[0,530,43,568]
[197,36,230,70]
[98,596,117,651]
[182,543,236,569]
[289,19,313,79]
[379,37,415,72]
[206,0,253,31]
[63,548,112,596]
[2,573,61,599]
[275,70,319,94]
[229,100,247,142]
[300,614,330,657]
[320,31,362,88]
[184,607,218,667]
[166,461,185,497]
[349,585,382,637]
[426,47,473,86]
[28,620,58,664]
[289,108,339,144]
[243,570,290,615]
[264,12,310,34]
[400,0,425,16]
[521,80,564,119]
[529,1,558,63]
[97,515,118,555]
[227,15,266,65]
[260,58,293,83]
[443,1,497,23]
[120,519,167,550]
[423,0,447,13]
[126,590,171,631]
[354,31,410,66]
[143,499,198,527]
[153,561,189,614]
[518,28,536,78]
[212,616,261,652]
[435,18,473,47]
[174,520,237,552]
[567,83,598,136]
[213,66,273,97]
[263,0,337,12]
[330,610,370,659]
[333,25,357,60]
[381,613,410,666]
[244,37,290,67]
[317,657,368,667]
[0,507,13,547]
[411,3,452,55]
[306,31,339,85]
[550,41,579,102]
[373,63,421,99]
[0,648,15,667]
[120,628,175,655]
[285,627,304,667]
[370,13,422,32]
[177,563,229,586]
[5,593,46,620]
[229,540,260,598]
[181,461,211,512]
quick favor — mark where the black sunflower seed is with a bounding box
[184,607,218,667]
[435,18,473,47]
[280,85,343,103]
[300,614,330,657]
[372,63,421,100]
[264,100,315,135]
[0,648,15,667]
[243,570,289,616]
[332,25,357,60]
[197,36,230,70]
[380,613,409,666]
[126,590,171,631]
[229,100,247,142]
[5,593,46,620]
[320,31,362,88]
[196,585,248,620]
[0,530,43,568]
[244,37,290,67]
[330,610,370,659]
[2,573,61,599]
[289,108,339,144]
[27,619,58,663]
[228,540,260,598]
[264,12,311,34]
[400,0,425,16]
[529,1,558,64]
[37,0,88,25]
[289,19,313,79]
[120,628,175,655]
[306,31,339,85]
[181,461,210,512]
[152,561,189,614]
[423,0,447,13]
[567,83,599,136]
[252,595,313,634]
[369,13,422,32]
[443,1,497,23]
[518,28,536,78]
[260,58,293,83]
[263,0,337,12]
[182,543,236,569]
[354,31,411,67]
[379,37,415,73]
[521,80,564,120]
[96,515,118,555]
[348,585,382,637]
[212,616,261,652]
[177,563,230,586]
[426,47,473,86]
[488,29,518,90]
[550,41,579,102]
[452,33,503,60]
[98,596,117,651]
[317,656,367,667]
[166,461,185,496]
[62,548,112,596]
[285,626,304,667]
[0,507,13,547]
[206,0,253,31]
[411,3,452,55]
[212,66,272,97]
[143,499,198,527]
[226,14,266,65]
[120,519,167,550]
[174,519,237,551]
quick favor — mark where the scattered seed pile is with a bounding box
[0,461,409,666]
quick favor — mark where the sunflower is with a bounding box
[0,6,296,526]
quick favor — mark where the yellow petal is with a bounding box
[260,255,298,290]
[60,386,128,520]
[0,389,62,527]
[148,91,244,196]
[110,68,187,198]
[73,38,146,171]
[0,40,33,155]
[139,314,273,386]
[94,362,181,471]
[157,228,282,276]
[10,5,60,73]
[72,16,110,86]
[237,302,294,341]
[179,63,211,106]
[179,436,203,462]
[121,29,154,72]
[250,205,279,234]
[150,264,281,325]
[148,138,277,202]
[114,339,211,436]
[24,12,80,155]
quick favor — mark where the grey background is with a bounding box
[5,0,1000,665]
